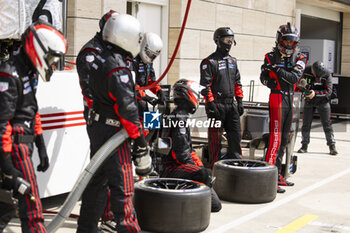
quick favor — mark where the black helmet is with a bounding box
[276,22,299,57]
[213,27,236,54]
[173,79,201,114]
[99,10,118,31]
[311,61,329,78]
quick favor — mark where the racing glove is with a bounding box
[261,63,280,73]
[236,97,244,116]
[157,90,166,106]
[205,101,220,119]
[0,153,22,189]
[132,136,152,176]
[35,134,49,172]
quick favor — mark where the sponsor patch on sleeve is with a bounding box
[202,64,207,70]
[85,55,95,63]
[0,81,9,92]
[296,60,306,70]
[120,75,129,83]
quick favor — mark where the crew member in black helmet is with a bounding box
[297,61,337,155]
[200,27,244,169]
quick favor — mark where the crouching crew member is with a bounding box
[161,79,222,212]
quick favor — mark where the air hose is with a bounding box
[46,129,129,233]
[137,0,192,91]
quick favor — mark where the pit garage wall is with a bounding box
[342,13,350,75]
[168,0,295,102]
[66,0,127,60]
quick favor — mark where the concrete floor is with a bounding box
[4,118,350,233]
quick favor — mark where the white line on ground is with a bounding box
[208,167,350,233]
[309,221,350,231]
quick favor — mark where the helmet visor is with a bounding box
[219,36,234,45]
[144,45,160,62]
[43,48,65,81]
[280,40,298,48]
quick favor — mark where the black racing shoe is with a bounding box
[100,220,117,233]
[297,144,308,153]
[277,186,285,193]
[329,145,338,156]
[278,174,294,186]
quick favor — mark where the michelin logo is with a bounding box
[144,111,161,129]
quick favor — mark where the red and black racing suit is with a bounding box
[160,106,221,212]
[300,66,335,146]
[0,50,47,233]
[76,43,143,233]
[130,55,162,121]
[200,49,243,168]
[76,33,116,223]
[260,49,307,174]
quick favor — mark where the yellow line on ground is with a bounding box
[274,214,319,233]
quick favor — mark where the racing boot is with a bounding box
[278,174,294,186]
[297,144,308,153]
[277,186,285,193]
[329,145,338,156]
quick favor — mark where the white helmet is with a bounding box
[23,21,67,82]
[139,32,163,64]
[102,14,143,58]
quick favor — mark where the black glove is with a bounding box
[205,101,220,119]
[35,134,49,172]
[157,90,166,106]
[266,79,277,89]
[236,97,244,116]
[145,96,158,107]
[0,153,22,189]
[132,136,152,176]
[261,63,280,73]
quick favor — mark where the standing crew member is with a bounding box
[76,14,152,233]
[131,32,165,121]
[161,79,222,212]
[0,21,67,233]
[260,22,307,193]
[75,10,119,232]
[200,27,244,169]
[76,10,118,126]
[297,61,337,155]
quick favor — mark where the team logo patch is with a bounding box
[0,82,9,92]
[202,64,207,70]
[85,55,95,63]
[144,111,161,129]
[120,75,129,83]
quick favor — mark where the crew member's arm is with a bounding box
[314,74,333,100]
[148,64,162,95]
[108,67,142,139]
[34,113,49,172]
[200,60,215,103]
[76,49,99,109]
[234,61,244,115]
[275,55,307,85]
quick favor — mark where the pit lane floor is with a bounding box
[5,119,350,233]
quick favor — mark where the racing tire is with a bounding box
[134,178,211,233]
[213,159,277,203]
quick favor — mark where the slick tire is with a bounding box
[213,159,277,203]
[134,178,211,233]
